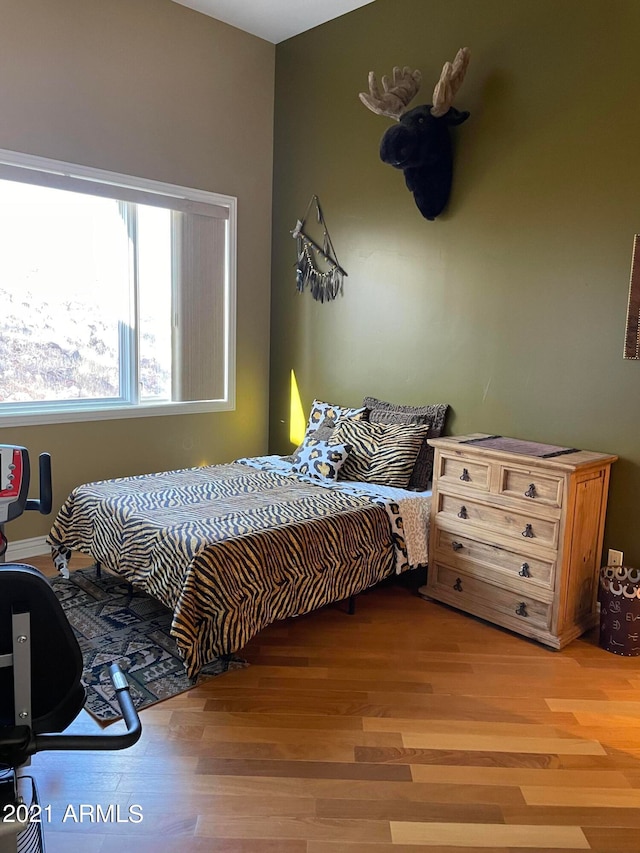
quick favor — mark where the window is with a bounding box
[0,149,236,426]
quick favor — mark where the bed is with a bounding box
[47,397,446,678]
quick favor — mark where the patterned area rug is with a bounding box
[50,566,248,722]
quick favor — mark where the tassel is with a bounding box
[291,196,347,302]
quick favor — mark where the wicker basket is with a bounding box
[599,565,640,656]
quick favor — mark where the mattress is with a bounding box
[48,456,431,677]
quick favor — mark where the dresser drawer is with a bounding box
[436,453,491,492]
[437,491,560,549]
[433,527,555,590]
[430,562,552,631]
[499,465,564,508]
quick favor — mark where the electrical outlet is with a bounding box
[608,549,624,567]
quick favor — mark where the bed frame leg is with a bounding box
[95,562,133,597]
[348,595,356,616]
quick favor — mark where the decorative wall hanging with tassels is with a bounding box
[291,195,347,302]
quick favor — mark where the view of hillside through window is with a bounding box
[0,180,172,405]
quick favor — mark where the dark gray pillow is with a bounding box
[362,397,450,490]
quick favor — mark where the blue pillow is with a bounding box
[290,437,352,482]
[305,399,366,435]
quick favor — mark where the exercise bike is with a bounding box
[0,445,142,853]
[0,446,52,561]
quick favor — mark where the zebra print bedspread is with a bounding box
[47,462,406,678]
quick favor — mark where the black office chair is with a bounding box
[0,563,142,853]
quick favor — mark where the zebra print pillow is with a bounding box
[362,398,450,490]
[331,420,429,488]
[290,437,352,482]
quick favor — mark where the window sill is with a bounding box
[0,398,235,428]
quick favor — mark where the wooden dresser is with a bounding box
[424,434,617,648]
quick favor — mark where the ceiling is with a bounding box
[171,0,376,44]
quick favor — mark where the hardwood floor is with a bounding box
[16,553,640,852]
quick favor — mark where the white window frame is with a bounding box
[0,148,236,427]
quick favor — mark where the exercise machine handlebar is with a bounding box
[34,664,142,753]
[25,453,52,516]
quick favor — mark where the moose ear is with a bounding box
[445,108,470,126]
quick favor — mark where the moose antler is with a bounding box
[359,65,422,121]
[431,47,470,117]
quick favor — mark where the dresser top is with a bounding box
[429,434,618,471]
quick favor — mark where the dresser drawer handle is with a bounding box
[515,602,528,617]
[524,483,537,498]
[521,523,534,538]
[453,577,463,592]
[519,563,531,578]
[460,468,471,482]
[451,541,464,551]
[457,506,468,519]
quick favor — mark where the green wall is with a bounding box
[0,0,275,543]
[271,0,640,564]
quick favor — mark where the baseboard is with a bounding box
[5,535,49,562]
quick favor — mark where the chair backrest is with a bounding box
[0,563,85,735]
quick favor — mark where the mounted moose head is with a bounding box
[359,48,470,221]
